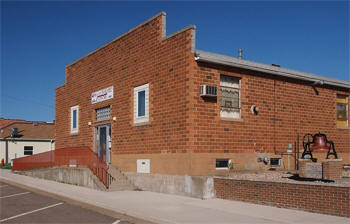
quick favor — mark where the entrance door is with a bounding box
[95,125,111,164]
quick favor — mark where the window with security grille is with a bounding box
[337,95,348,127]
[96,106,111,121]
[220,75,241,118]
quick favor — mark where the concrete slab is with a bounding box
[1,169,349,224]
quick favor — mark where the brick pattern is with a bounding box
[299,159,343,180]
[55,12,350,175]
[298,159,320,178]
[188,62,350,156]
[55,14,194,157]
[323,159,343,180]
[214,178,350,217]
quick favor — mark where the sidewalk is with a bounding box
[1,169,348,224]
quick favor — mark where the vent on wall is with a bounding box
[200,85,217,97]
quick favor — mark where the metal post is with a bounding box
[297,134,300,170]
[5,140,8,164]
[294,141,297,170]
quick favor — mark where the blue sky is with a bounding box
[1,1,349,122]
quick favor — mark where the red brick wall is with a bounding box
[322,160,343,180]
[55,12,349,175]
[214,178,350,217]
[55,13,194,157]
[187,61,350,166]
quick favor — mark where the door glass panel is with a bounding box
[95,128,99,155]
[99,127,107,162]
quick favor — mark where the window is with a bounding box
[216,158,230,169]
[134,84,149,124]
[96,106,110,121]
[220,75,241,119]
[270,158,281,166]
[70,105,79,134]
[337,95,348,127]
[138,91,145,117]
[24,146,33,155]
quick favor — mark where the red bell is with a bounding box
[311,134,328,151]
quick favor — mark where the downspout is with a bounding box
[273,80,276,154]
[50,139,54,166]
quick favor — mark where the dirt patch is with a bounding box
[214,170,350,187]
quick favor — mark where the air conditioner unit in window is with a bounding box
[200,85,217,97]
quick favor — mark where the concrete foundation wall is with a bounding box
[17,167,105,191]
[125,172,215,199]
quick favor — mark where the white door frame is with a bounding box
[94,124,111,164]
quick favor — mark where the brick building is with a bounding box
[55,12,350,176]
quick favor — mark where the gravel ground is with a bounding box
[215,170,350,187]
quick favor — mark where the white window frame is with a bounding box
[134,84,149,124]
[270,158,281,166]
[215,158,231,170]
[220,75,241,119]
[24,146,33,156]
[70,105,79,134]
[336,95,349,127]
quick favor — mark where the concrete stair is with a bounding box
[107,165,137,191]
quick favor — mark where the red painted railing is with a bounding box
[12,147,112,188]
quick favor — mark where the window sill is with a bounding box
[133,121,149,127]
[337,126,350,130]
[70,132,79,136]
[216,168,229,170]
[220,117,244,122]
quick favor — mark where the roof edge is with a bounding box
[0,138,54,141]
[163,24,196,40]
[195,50,350,89]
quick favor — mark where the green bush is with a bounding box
[0,163,12,169]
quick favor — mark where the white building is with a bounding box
[0,121,55,164]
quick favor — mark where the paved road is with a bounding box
[0,181,131,223]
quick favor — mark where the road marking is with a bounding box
[0,192,30,199]
[0,202,64,222]
[112,220,120,224]
[0,185,9,188]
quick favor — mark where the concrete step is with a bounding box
[107,165,137,191]
[108,184,136,191]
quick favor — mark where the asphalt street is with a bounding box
[0,181,131,223]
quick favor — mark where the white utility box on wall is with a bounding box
[137,159,150,173]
